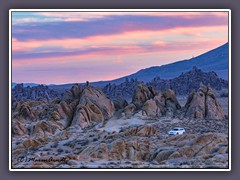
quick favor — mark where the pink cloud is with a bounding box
[13,33,227,64]
[12,11,229,84]
[37,11,228,22]
[13,37,226,68]
[12,25,227,55]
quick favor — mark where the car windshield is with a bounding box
[173,128,179,131]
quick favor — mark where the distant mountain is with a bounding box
[107,42,229,85]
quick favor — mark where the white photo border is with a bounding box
[9,9,231,172]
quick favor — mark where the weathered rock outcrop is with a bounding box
[132,83,157,109]
[12,84,116,131]
[147,67,228,95]
[12,84,61,101]
[29,120,62,137]
[81,138,156,162]
[185,84,225,120]
[164,89,181,116]
[11,110,229,168]
[122,125,158,137]
[104,125,158,139]
[63,84,82,103]
[152,133,228,165]
[113,98,128,111]
[49,84,83,127]
[12,119,27,137]
[121,104,137,119]
[121,84,181,119]
[16,101,35,120]
[102,78,142,100]
[71,85,115,128]
[11,78,229,169]
[142,99,160,117]
[12,100,52,122]
[50,100,75,127]
[78,132,228,165]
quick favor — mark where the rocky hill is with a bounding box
[12,84,62,101]
[120,42,228,83]
[147,67,228,95]
[102,67,228,100]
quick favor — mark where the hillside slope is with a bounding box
[109,42,228,85]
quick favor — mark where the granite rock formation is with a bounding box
[113,98,128,111]
[184,84,225,120]
[11,79,228,169]
[12,84,62,101]
[71,85,115,128]
[147,67,228,95]
[102,78,142,100]
[12,119,27,137]
[121,84,181,119]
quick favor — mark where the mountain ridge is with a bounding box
[108,42,228,85]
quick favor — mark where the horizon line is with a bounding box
[12,41,228,85]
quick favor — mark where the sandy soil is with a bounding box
[99,114,146,133]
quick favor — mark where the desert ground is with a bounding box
[11,84,229,169]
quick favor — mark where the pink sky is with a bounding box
[12,11,228,84]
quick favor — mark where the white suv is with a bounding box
[168,127,186,135]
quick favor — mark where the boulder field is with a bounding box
[11,82,228,168]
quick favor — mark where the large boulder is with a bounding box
[141,99,159,116]
[52,100,78,127]
[123,125,158,137]
[164,89,181,109]
[141,92,166,117]
[205,87,225,120]
[178,133,228,158]
[29,120,61,137]
[63,84,82,103]
[120,84,181,118]
[81,139,155,162]
[163,89,181,116]
[50,84,83,128]
[18,102,35,120]
[185,84,225,120]
[132,84,156,109]
[113,98,128,111]
[108,139,156,161]
[120,103,137,119]
[71,86,115,128]
[12,119,28,137]
[12,100,51,122]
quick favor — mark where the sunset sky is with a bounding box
[12,11,229,84]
